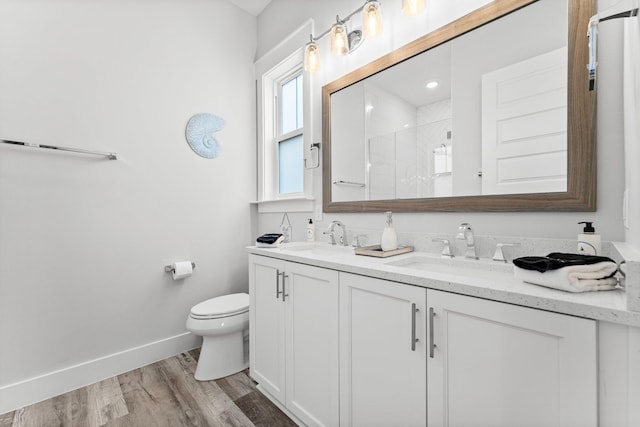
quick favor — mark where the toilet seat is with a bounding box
[190,293,249,320]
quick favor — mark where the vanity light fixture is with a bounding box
[363,0,383,38]
[304,36,321,72]
[330,18,350,55]
[330,15,364,57]
[304,0,396,72]
[403,0,425,16]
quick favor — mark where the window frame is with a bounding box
[255,25,314,213]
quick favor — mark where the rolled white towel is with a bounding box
[514,261,618,293]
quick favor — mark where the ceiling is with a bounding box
[228,0,272,16]
[368,44,452,107]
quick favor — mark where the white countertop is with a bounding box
[248,242,640,328]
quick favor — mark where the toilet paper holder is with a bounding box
[164,262,196,273]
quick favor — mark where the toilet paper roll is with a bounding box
[172,261,193,280]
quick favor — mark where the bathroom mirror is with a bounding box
[323,0,596,212]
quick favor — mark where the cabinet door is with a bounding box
[249,255,286,403]
[339,273,427,427]
[285,262,339,427]
[427,289,597,427]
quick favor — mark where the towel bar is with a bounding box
[0,139,118,160]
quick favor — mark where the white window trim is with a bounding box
[255,20,314,214]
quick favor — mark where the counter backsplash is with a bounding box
[338,228,640,313]
[345,229,612,261]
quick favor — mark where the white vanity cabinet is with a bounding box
[338,273,427,427]
[248,248,608,427]
[426,289,597,427]
[248,254,339,427]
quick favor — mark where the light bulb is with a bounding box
[331,22,349,56]
[304,40,321,72]
[402,0,425,16]
[363,1,382,39]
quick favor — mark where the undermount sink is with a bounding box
[281,242,354,257]
[385,254,514,279]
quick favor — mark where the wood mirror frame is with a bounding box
[322,0,596,213]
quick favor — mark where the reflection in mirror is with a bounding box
[323,0,595,212]
[331,0,567,202]
[332,44,452,202]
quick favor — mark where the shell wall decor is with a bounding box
[185,113,225,159]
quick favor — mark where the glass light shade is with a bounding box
[402,0,425,16]
[330,22,349,56]
[304,41,321,72]
[363,1,383,39]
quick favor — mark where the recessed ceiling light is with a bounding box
[365,104,374,112]
[426,81,439,89]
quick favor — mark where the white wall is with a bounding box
[0,0,256,412]
[256,0,627,244]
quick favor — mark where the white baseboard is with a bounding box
[0,332,200,415]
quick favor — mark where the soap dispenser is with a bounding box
[577,221,601,255]
[381,211,398,251]
[306,218,315,242]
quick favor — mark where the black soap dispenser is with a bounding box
[577,221,601,255]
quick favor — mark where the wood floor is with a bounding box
[0,349,297,427]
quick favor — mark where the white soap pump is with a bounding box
[380,211,398,251]
[577,221,601,255]
[306,218,315,242]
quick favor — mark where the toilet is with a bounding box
[186,292,250,381]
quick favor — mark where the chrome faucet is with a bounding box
[324,220,348,246]
[432,238,454,258]
[493,242,519,262]
[456,223,478,259]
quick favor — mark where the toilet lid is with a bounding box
[190,293,249,317]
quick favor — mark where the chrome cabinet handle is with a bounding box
[429,307,437,358]
[411,303,419,351]
[281,273,289,301]
[276,270,283,299]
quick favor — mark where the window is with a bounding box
[255,30,314,213]
[276,72,303,195]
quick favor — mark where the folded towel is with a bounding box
[513,252,616,273]
[256,233,284,248]
[514,261,618,293]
